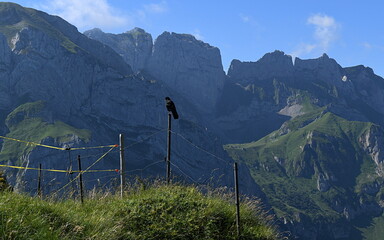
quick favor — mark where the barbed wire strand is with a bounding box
[170,162,199,184]
[0,135,117,151]
[122,129,167,150]
[125,160,164,174]
[171,150,229,185]
[171,130,230,166]
[51,146,117,195]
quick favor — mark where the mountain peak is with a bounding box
[294,53,338,68]
[156,31,215,49]
[148,31,225,111]
[84,27,153,72]
[227,50,294,84]
[127,27,146,34]
[258,50,293,66]
[0,3,132,75]
[320,53,329,59]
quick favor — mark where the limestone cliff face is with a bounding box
[294,53,344,84]
[147,32,225,112]
[228,50,294,85]
[217,51,384,143]
[360,125,384,177]
[216,51,297,143]
[0,33,12,109]
[84,28,153,73]
[84,30,226,114]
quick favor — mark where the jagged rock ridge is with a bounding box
[86,29,226,113]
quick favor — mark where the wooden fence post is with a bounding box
[234,162,241,238]
[120,133,125,198]
[77,155,84,204]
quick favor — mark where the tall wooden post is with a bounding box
[37,163,42,199]
[77,155,84,204]
[166,113,172,184]
[119,133,125,198]
[234,162,241,238]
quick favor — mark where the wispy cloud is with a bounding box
[240,13,251,23]
[239,13,261,28]
[144,1,168,14]
[308,14,339,50]
[362,42,373,49]
[191,29,204,40]
[291,14,340,58]
[134,1,169,24]
[38,0,131,32]
[362,42,384,51]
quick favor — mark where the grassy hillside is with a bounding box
[225,110,382,233]
[0,2,78,52]
[0,101,91,164]
[0,184,279,240]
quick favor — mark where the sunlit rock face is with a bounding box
[84,27,153,73]
[147,32,225,113]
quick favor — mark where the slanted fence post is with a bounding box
[77,155,84,204]
[234,162,241,238]
[37,163,42,199]
[119,133,125,198]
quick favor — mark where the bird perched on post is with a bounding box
[165,97,179,119]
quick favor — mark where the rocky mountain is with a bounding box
[2,2,384,240]
[0,3,259,197]
[84,27,153,73]
[86,29,225,114]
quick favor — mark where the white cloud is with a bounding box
[362,42,384,51]
[191,29,204,40]
[240,13,251,23]
[39,0,131,32]
[291,43,317,57]
[307,14,339,50]
[132,1,168,25]
[239,13,261,29]
[291,14,340,59]
[144,1,168,13]
[362,42,373,49]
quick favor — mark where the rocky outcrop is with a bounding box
[147,32,225,112]
[294,54,344,84]
[228,50,294,85]
[0,33,12,110]
[85,30,226,113]
[360,125,384,176]
[84,28,153,73]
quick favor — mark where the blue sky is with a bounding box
[11,0,384,77]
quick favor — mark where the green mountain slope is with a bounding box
[0,2,77,52]
[225,110,384,239]
[0,101,91,164]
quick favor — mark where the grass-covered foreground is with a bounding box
[0,184,279,240]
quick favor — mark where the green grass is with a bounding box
[0,184,280,240]
[0,101,91,163]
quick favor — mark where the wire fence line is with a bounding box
[171,130,231,166]
[0,128,235,198]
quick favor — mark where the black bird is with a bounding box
[165,97,179,119]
